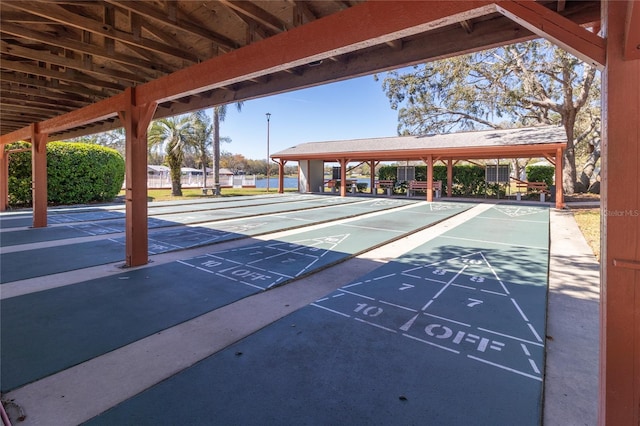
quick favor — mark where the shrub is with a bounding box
[526,165,555,187]
[8,142,125,206]
[377,164,486,196]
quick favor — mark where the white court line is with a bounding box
[467,355,542,381]
[354,317,398,333]
[480,252,511,295]
[311,303,350,318]
[474,215,548,224]
[511,298,530,322]
[431,265,469,300]
[340,289,375,301]
[373,273,397,281]
[422,312,471,327]
[379,300,418,312]
[527,323,543,343]
[340,223,404,233]
[440,235,548,250]
[477,327,544,347]
[529,359,541,374]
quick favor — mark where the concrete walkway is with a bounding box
[544,209,600,426]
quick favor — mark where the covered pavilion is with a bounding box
[0,1,638,424]
[271,125,567,208]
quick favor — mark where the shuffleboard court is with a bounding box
[86,204,549,425]
[0,194,361,246]
[0,201,470,391]
[0,198,421,283]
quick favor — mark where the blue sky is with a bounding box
[215,74,400,160]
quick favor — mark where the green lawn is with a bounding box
[572,208,600,261]
[119,187,297,202]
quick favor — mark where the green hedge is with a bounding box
[526,165,555,187]
[378,164,487,196]
[8,142,125,206]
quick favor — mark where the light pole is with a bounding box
[266,112,271,192]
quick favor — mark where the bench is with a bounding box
[202,187,213,195]
[407,180,442,198]
[514,180,549,201]
[375,179,394,195]
[322,179,358,193]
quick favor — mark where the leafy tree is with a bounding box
[221,152,248,174]
[212,103,243,192]
[378,39,600,194]
[69,128,126,157]
[148,115,197,196]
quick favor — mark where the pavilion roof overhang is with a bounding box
[271,125,567,163]
[0,1,601,142]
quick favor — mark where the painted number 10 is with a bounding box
[354,303,383,317]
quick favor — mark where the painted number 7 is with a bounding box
[399,283,415,291]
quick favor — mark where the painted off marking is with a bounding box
[403,333,460,354]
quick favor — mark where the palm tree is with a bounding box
[148,115,197,196]
[192,110,213,188]
[213,103,243,194]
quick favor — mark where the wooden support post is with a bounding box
[0,149,8,212]
[369,160,376,194]
[339,159,348,197]
[31,124,48,228]
[120,88,157,267]
[277,160,286,194]
[426,154,434,202]
[447,159,453,198]
[600,1,640,425]
[554,147,565,209]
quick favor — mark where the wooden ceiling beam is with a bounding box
[0,71,114,99]
[0,41,148,84]
[0,22,170,74]
[219,0,291,34]
[149,3,600,122]
[0,83,94,104]
[2,60,126,92]
[0,91,86,110]
[105,0,237,50]
[137,0,497,105]
[293,1,318,23]
[7,2,201,63]
[0,103,64,116]
[495,0,605,69]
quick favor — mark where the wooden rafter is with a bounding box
[495,0,605,69]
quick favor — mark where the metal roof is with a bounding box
[272,125,567,161]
